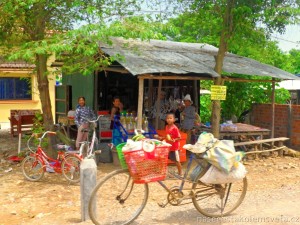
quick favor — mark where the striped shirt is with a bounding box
[75,106,96,127]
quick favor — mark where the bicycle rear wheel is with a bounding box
[192,175,247,217]
[21,156,44,181]
[88,169,149,225]
[61,155,81,183]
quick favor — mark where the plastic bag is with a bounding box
[203,140,244,174]
[189,165,202,182]
[200,162,247,184]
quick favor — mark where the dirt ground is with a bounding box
[1,128,300,225]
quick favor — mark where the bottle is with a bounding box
[125,112,130,130]
[143,116,149,133]
[127,115,133,133]
[120,113,126,126]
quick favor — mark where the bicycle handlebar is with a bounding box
[27,131,57,153]
[88,115,103,123]
[81,115,103,124]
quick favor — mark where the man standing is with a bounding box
[181,94,195,144]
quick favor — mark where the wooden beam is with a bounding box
[104,68,129,74]
[139,74,211,80]
[138,74,282,83]
[222,77,280,83]
[0,69,33,73]
[137,78,144,129]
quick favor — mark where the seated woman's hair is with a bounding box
[113,96,120,101]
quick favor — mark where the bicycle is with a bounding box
[88,144,247,225]
[21,131,82,183]
[76,115,103,159]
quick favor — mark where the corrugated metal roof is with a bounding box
[100,37,299,80]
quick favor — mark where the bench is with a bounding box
[234,137,290,157]
[8,109,41,137]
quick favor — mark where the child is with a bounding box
[156,113,182,176]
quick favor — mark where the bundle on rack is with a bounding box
[184,132,247,184]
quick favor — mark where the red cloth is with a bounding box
[165,124,181,151]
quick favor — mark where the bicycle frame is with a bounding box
[78,115,103,159]
[30,146,65,173]
[27,131,80,174]
[157,153,206,201]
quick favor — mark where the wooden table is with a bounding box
[197,123,270,140]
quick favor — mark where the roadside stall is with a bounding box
[56,37,298,166]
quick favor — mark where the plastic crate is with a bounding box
[123,145,170,184]
[99,131,112,138]
[116,143,128,169]
[98,110,110,115]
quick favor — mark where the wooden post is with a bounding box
[148,79,153,112]
[193,80,199,112]
[155,78,162,129]
[211,77,223,139]
[278,141,284,157]
[271,78,275,138]
[17,113,22,154]
[137,77,144,129]
[287,103,292,147]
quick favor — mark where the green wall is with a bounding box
[62,73,95,110]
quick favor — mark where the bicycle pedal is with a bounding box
[158,201,169,208]
[94,150,102,154]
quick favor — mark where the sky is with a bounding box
[271,24,300,52]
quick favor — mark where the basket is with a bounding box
[116,143,128,169]
[123,145,170,184]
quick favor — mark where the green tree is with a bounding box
[170,0,300,137]
[0,0,141,130]
[283,49,300,74]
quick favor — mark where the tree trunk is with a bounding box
[211,0,235,138]
[36,54,54,131]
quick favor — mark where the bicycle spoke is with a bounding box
[21,156,44,182]
[193,177,247,217]
[62,155,81,183]
[89,169,148,225]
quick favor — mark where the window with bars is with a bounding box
[0,77,32,100]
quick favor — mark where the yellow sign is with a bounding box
[210,85,227,100]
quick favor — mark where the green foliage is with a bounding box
[23,111,47,149]
[0,0,144,75]
[199,80,213,123]
[200,95,212,123]
[32,111,45,134]
[283,49,300,74]
[165,1,299,123]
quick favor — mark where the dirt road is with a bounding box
[1,128,300,225]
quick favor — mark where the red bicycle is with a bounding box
[21,131,82,183]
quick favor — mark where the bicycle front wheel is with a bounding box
[61,155,81,183]
[192,176,247,217]
[88,169,149,225]
[21,156,44,182]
